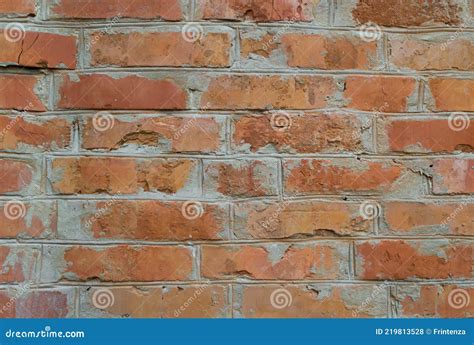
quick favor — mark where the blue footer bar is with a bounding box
[0,319,472,344]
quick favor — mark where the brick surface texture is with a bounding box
[0,0,473,319]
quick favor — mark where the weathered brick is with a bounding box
[234,200,373,238]
[0,288,75,318]
[235,284,388,317]
[0,116,72,152]
[383,201,474,236]
[201,242,349,280]
[283,158,421,195]
[49,157,198,195]
[90,31,232,67]
[379,117,474,153]
[432,159,474,194]
[344,75,417,112]
[57,200,228,241]
[79,285,229,317]
[232,113,371,153]
[0,245,39,283]
[0,201,56,239]
[0,74,46,111]
[355,240,472,280]
[201,75,336,110]
[396,284,474,318]
[81,115,224,153]
[197,0,314,22]
[203,159,279,198]
[428,78,474,111]
[0,158,38,194]
[388,36,474,70]
[0,0,35,16]
[57,74,187,110]
[50,0,183,19]
[42,245,195,282]
[0,31,77,69]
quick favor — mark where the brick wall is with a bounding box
[0,0,473,318]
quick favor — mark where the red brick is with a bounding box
[281,33,378,69]
[90,31,231,67]
[428,78,474,111]
[0,116,72,151]
[0,201,56,239]
[232,113,370,153]
[0,288,74,318]
[50,0,182,20]
[81,115,223,153]
[234,200,372,238]
[45,245,194,282]
[50,157,198,195]
[432,159,474,194]
[389,37,474,71]
[80,285,229,317]
[355,240,472,280]
[0,158,35,194]
[198,0,313,22]
[284,159,412,195]
[0,245,39,283]
[344,75,417,112]
[57,74,187,110]
[351,0,463,27]
[203,159,278,197]
[380,118,474,153]
[396,285,473,318]
[201,75,336,110]
[236,284,388,317]
[201,242,349,280]
[0,75,46,111]
[0,31,77,69]
[58,200,228,241]
[0,0,35,16]
[383,202,474,236]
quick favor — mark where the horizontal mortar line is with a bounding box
[2,235,472,246]
[0,279,473,289]
[1,195,473,203]
[48,67,474,76]
[1,19,474,33]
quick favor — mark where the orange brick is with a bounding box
[0,75,46,111]
[428,78,474,111]
[432,159,474,194]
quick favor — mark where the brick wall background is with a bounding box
[0,0,473,318]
